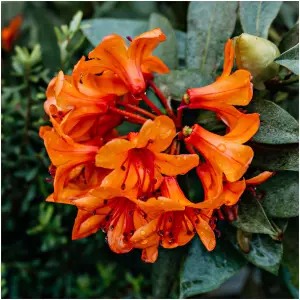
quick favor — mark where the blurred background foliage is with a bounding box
[1,1,299,298]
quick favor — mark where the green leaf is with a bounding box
[250,143,299,171]
[279,23,299,53]
[226,227,283,275]
[154,69,213,101]
[232,193,277,235]
[180,238,246,298]
[239,1,282,39]
[186,2,238,72]
[152,247,185,298]
[282,218,299,288]
[29,5,61,73]
[176,30,186,60]
[116,122,141,136]
[148,13,178,69]
[69,11,83,34]
[259,171,299,218]
[275,43,299,75]
[247,99,299,144]
[81,18,147,45]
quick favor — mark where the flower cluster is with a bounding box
[40,29,274,263]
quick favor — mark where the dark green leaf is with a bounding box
[116,122,141,136]
[25,167,39,182]
[247,99,299,144]
[278,2,299,29]
[152,247,185,298]
[180,238,246,298]
[186,2,238,72]
[250,143,299,171]
[279,23,299,53]
[275,43,299,75]
[239,1,282,39]
[226,226,283,275]
[154,69,213,101]
[81,18,147,45]
[282,218,299,288]
[148,13,178,69]
[232,193,277,235]
[175,31,186,60]
[259,171,299,218]
[29,5,61,73]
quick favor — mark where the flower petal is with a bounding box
[96,138,134,169]
[187,70,253,106]
[72,210,104,240]
[245,171,275,185]
[194,216,216,251]
[155,153,199,176]
[136,115,176,153]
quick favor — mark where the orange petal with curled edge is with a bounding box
[72,210,105,240]
[218,39,235,80]
[246,171,275,185]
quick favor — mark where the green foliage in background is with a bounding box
[1,1,299,299]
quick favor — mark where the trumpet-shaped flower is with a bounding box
[186,39,253,108]
[184,114,259,182]
[78,29,169,96]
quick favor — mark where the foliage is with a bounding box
[1,1,299,298]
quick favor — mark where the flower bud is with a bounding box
[234,33,280,90]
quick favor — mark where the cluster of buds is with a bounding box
[40,28,274,263]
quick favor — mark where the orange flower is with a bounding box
[130,177,216,263]
[40,127,99,200]
[71,187,147,253]
[184,113,259,182]
[96,116,199,197]
[202,171,275,211]
[48,103,121,144]
[196,160,223,201]
[46,163,111,204]
[78,29,169,96]
[185,39,253,108]
[71,183,188,255]
[1,15,22,52]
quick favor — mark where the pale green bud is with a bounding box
[234,33,280,90]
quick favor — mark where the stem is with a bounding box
[169,139,177,155]
[185,143,197,155]
[177,99,185,129]
[117,102,156,119]
[139,93,163,115]
[148,80,176,120]
[280,75,299,86]
[109,106,147,124]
